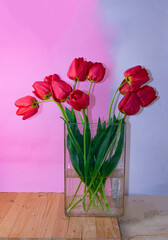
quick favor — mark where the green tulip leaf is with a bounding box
[65,107,77,123]
[100,120,125,177]
[84,141,92,185]
[67,134,84,177]
[92,124,114,177]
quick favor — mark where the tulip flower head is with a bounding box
[87,62,105,83]
[51,79,72,102]
[123,65,150,89]
[118,85,157,115]
[67,89,89,111]
[118,92,140,115]
[67,57,91,82]
[137,85,157,107]
[15,96,39,120]
[33,81,51,100]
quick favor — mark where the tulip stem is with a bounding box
[88,81,93,96]
[86,81,93,118]
[117,112,120,120]
[77,111,84,124]
[56,102,68,121]
[83,109,87,177]
[73,79,77,90]
[37,99,57,104]
[108,80,127,123]
[68,180,82,208]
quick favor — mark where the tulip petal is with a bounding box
[44,74,60,83]
[77,61,88,81]
[33,81,51,100]
[131,68,150,87]
[22,107,38,120]
[118,92,140,115]
[86,61,93,75]
[66,100,81,111]
[67,58,84,80]
[44,75,52,83]
[16,106,38,120]
[16,107,29,115]
[119,80,130,95]
[67,89,89,111]
[52,74,61,81]
[137,85,157,107]
[87,62,105,83]
[51,79,72,102]
[124,65,142,77]
[15,96,36,107]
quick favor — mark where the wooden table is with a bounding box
[0,193,121,239]
[118,195,168,239]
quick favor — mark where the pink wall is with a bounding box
[0,0,114,191]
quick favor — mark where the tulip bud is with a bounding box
[124,65,150,88]
[44,74,61,83]
[137,85,157,107]
[67,57,90,81]
[87,62,105,83]
[118,92,140,115]
[33,81,51,100]
[67,89,89,111]
[15,96,39,120]
[51,79,72,102]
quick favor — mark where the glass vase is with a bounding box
[64,121,125,217]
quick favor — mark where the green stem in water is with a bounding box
[86,178,104,213]
[67,174,100,213]
[101,182,111,214]
[82,184,87,211]
[108,80,128,123]
[90,189,99,212]
[68,180,82,208]
[96,192,104,211]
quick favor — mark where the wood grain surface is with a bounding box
[0,192,121,239]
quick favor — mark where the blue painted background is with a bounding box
[97,0,168,194]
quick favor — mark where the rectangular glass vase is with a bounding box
[64,121,125,217]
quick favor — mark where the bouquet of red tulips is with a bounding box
[15,58,157,215]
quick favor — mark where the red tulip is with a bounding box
[118,85,157,115]
[15,96,39,120]
[67,90,89,111]
[87,62,105,83]
[118,92,140,115]
[44,74,60,83]
[137,85,157,107]
[51,79,72,102]
[124,65,150,88]
[67,57,91,82]
[33,81,51,100]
